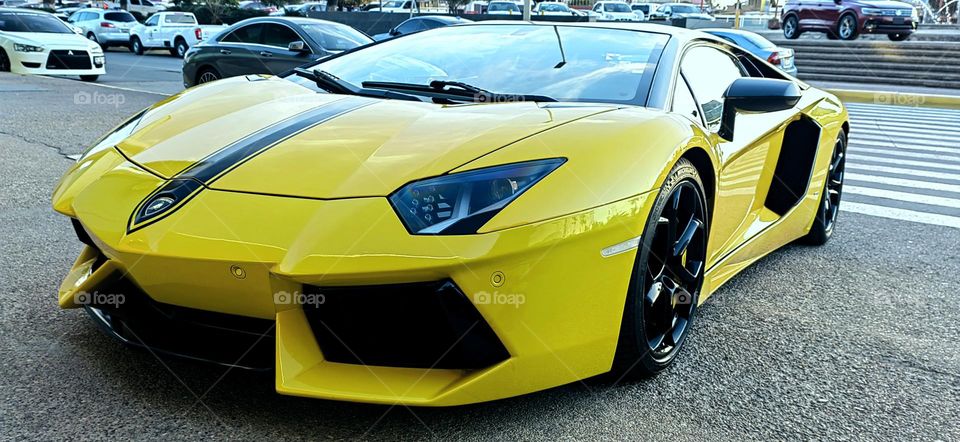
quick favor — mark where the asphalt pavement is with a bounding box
[98,48,185,95]
[1,72,958,440]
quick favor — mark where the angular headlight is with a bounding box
[77,110,147,162]
[389,158,565,235]
[862,7,884,15]
[14,43,45,52]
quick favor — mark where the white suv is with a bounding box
[67,8,138,49]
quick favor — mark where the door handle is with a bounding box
[259,51,273,57]
[219,49,231,55]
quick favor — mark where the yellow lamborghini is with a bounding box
[52,22,848,406]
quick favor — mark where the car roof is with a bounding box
[232,16,356,27]
[413,15,469,23]
[465,20,712,42]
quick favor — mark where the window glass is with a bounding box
[144,14,159,26]
[314,25,668,104]
[672,76,700,124]
[164,13,197,24]
[395,19,425,34]
[104,12,136,22]
[604,3,631,12]
[681,45,743,131]
[301,23,370,51]
[0,12,73,33]
[222,24,265,43]
[261,23,301,47]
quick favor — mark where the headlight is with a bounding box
[77,110,147,162]
[14,43,44,52]
[862,7,884,15]
[389,158,565,235]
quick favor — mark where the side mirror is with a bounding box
[287,40,307,52]
[719,78,801,141]
[389,27,399,36]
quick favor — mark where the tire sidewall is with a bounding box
[839,13,859,40]
[783,15,799,39]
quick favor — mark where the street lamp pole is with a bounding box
[524,0,532,20]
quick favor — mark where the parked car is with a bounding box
[239,1,278,13]
[487,0,521,14]
[182,17,372,87]
[781,0,917,41]
[126,0,165,16]
[656,3,715,21]
[532,1,580,16]
[67,8,137,49]
[592,1,642,21]
[0,7,105,80]
[284,2,328,16]
[372,15,470,41]
[703,28,798,77]
[129,11,224,57]
[631,2,659,18]
[375,0,419,13]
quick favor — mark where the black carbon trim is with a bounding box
[127,97,372,233]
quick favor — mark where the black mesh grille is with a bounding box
[46,50,91,70]
[302,280,510,370]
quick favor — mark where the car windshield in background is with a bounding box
[104,12,136,22]
[300,23,372,52]
[671,4,699,13]
[742,32,777,49]
[164,13,196,23]
[307,24,669,104]
[0,12,72,33]
[604,3,631,12]
[541,3,568,11]
[489,2,519,11]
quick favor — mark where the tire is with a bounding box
[86,32,105,50]
[612,158,709,378]
[172,38,188,58]
[888,32,910,41]
[131,37,144,55]
[782,15,800,39]
[196,67,221,85]
[0,48,10,72]
[826,31,839,40]
[79,75,99,82]
[802,131,846,245]
[837,13,859,40]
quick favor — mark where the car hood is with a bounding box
[118,77,617,199]
[2,31,94,47]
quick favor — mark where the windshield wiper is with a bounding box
[292,68,421,102]
[361,80,557,103]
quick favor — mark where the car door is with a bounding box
[257,23,315,74]
[215,23,267,77]
[680,44,797,266]
[815,0,843,29]
[141,13,159,46]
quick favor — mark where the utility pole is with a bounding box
[523,0,531,20]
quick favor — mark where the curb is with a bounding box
[826,88,960,110]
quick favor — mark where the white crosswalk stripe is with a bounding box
[840,103,960,229]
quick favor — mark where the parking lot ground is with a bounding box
[1,73,959,440]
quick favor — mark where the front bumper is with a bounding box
[9,47,105,77]
[55,148,657,405]
[861,17,916,33]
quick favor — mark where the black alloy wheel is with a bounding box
[803,132,846,245]
[613,158,708,377]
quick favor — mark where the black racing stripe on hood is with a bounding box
[127,97,372,233]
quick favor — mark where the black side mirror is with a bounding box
[719,78,801,141]
[389,27,399,36]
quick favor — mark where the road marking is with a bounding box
[845,163,960,182]
[851,146,960,163]
[845,173,960,194]
[850,127,960,144]
[847,153,960,171]
[41,75,172,96]
[845,185,960,209]
[841,202,960,229]
[848,138,960,155]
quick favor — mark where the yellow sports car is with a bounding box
[52,22,848,406]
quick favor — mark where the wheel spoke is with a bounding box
[679,260,703,284]
[669,317,688,346]
[647,333,666,351]
[645,281,663,306]
[672,216,702,257]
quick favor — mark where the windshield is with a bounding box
[604,3,631,12]
[489,2,519,11]
[300,23,372,52]
[670,4,699,13]
[0,12,73,33]
[104,12,136,22]
[540,3,568,11]
[382,0,406,7]
[302,24,668,105]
